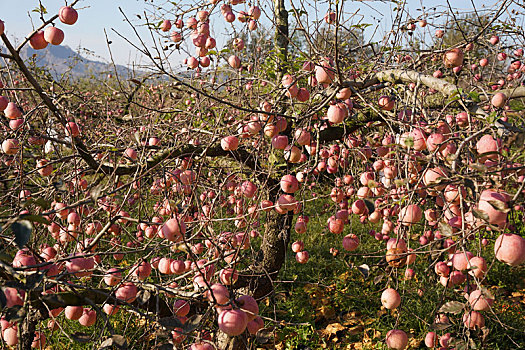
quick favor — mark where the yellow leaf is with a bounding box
[321,322,345,337]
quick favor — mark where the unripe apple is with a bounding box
[174,299,190,316]
[3,326,18,346]
[443,48,464,68]
[31,331,46,348]
[342,234,359,251]
[494,233,525,266]
[468,289,494,311]
[221,135,239,151]
[228,55,241,69]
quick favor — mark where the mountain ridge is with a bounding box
[15,44,133,78]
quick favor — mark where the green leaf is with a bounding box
[0,253,12,263]
[403,136,414,148]
[32,5,47,14]
[11,221,32,248]
[268,152,278,166]
[468,91,481,102]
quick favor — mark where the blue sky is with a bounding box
[0,0,514,68]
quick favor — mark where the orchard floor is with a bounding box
[261,212,525,350]
[39,209,525,350]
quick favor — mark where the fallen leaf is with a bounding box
[348,325,364,335]
[321,322,345,337]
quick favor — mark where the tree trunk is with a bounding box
[274,0,289,79]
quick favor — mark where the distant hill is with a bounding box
[17,44,133,79]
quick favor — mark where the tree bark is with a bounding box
[274,0,289,79]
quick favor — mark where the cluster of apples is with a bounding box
[29,6,78,49]
[164,2,261,72]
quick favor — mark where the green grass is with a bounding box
[261,201,525,350]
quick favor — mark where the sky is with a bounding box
[0,0,515,68]
[0,0,156,66]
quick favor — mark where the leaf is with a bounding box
[472,207,489,222]
[256,328,274,344]
[403,136,414,148]
[32,5,47,14]
[22,197,51,210]
[4,305,25,322]
[449,337,469,350]
[135,289,151,305]
[158,317,184,330]
[464,178,476,197]
[19,214,49,225]
[487,200,510,213]
[480,287,495,300]
[25,272,44,290]
[90,184,103,202]
[99,334,127,349]
[182,314,202,333]
[363,199,375,214]
[72,332,91,343]
[439,301,464,314]
[268,152,278,166]
[468,163,487,172]
[0,289,6,309]
[438,221,453,237]
[373,274,384,285]
[468,91,481,102]
[321,322,345,337]
[52,178,68,192]
[0,253,12,263]
[11,221,32,248]
[430,322,452,331]
[356,264,369,279]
